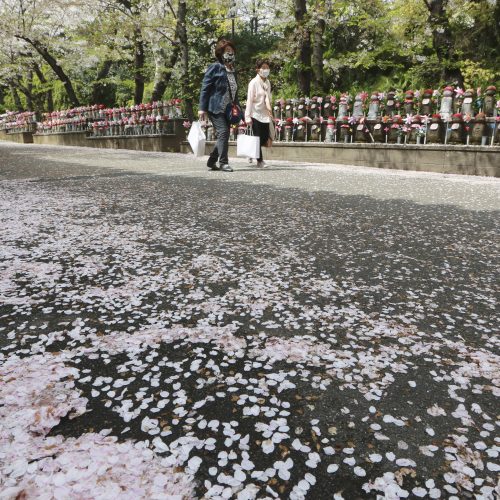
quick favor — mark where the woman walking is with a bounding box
[245,60,274,168]
[198,39,241,172]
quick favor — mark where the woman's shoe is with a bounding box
[207,157,219,170]
[220,164,234,172]
[257,160,267,168]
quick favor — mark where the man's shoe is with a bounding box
[207,157,219,170]
[220,164,233,172]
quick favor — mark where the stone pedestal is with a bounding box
[408,127,421,144]
[386,125,401,144]
[469,120,487,145]
[295,124,307,141]
[339,124,351,143]
[309,122,321,142]
[371,122,384,143]
[448,121,464,144]
[324,125,336,143]
[354,123,372,143]
[427,121,444,143]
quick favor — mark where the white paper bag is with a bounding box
[188,121,206,157]
[237,132,260,159]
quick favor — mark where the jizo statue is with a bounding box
[420,89,434,116]
[385,91,397,116]
[439,87,454,121]
[403,91,415,116]
[325,117,336,143]
[352,94,364,118]
[338,94,349,118]
[461,89,475,117]
[484,86,497,117]
[322,96,332,118]
[367,93,380,120]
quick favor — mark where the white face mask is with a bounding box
[259,69,270,78]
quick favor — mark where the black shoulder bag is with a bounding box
[225,73,243,125]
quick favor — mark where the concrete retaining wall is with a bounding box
[32,128,185,153]
[180,141,500,177]
[34,131,89,147]
[86,134,183,152]
[0,131,33,144]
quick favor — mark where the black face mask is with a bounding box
[223,53,235,63]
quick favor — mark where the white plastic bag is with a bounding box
[188,121,206,157]
[237,130,260,159]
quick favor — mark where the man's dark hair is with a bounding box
[215,40,236,63]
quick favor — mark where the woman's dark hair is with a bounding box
[255,59,270,69]
[255,59,271,69]
[215,40,236,62]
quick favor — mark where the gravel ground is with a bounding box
[1,142,499,499]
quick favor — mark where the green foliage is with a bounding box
[115,79,135,107]
[0,0,498,112]
[461,60,500,89]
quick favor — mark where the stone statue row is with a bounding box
[35,106,185,136]
[88,117,189,137]
[267,86,498,123]
[202,86,499,146]
[1,101,185,136]
[204,111,498,146]
[0,111,37,133]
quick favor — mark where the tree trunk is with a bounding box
[294,0,311,96]
[33,63,54,112]
[133,27,145,104]
[151,44,181,102]
[13,76,35,112]
[17,36,80,107]
[151,9,183,102]
[251,0,258,35]
[178,1,193,120]
[24,70,33,111]
[424,0,463,86]
[10,84,24,111]
[312,15,325,92]
[91,60,113,105]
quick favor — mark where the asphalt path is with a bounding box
[1,142,499,499]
